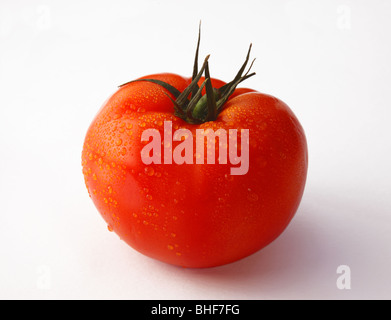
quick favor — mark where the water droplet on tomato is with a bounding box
[146,194,153,201]
[247,192,259,202]
[224,173,234,182]
[144,167,155,176]
[259,122,268,130]
[167,244,174,250]
[115,138,122,146]
[107,225,113,232]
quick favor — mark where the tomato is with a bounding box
[82,33,308,268]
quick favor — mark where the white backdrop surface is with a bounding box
[0,0,390,299]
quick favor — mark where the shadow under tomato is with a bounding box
[138,186,385,299]
[174,192,354,298]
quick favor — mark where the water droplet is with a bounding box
[107,225,113,232]
[167,244,174,250]
[144,167,155,176]
[247,192,259,202]
[115,138,122,146]
[146,194,153,201]
[170,233,176,238]
[224,173,234,182]
[137,107,146,113]
[108,186,113,194]
[259,122,268,130]
[92,173,97,180]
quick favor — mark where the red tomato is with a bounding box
[82,38,308,268]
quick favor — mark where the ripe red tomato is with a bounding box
[82,35,308,268]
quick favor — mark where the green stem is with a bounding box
[118,24,256,125]
[192,88,220,121]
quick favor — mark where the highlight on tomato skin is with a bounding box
[81,27,308,268]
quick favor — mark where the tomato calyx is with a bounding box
[119,25,256,124]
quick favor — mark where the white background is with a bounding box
[1,0,390,299]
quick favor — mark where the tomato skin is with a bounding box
[82,73,308,268]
